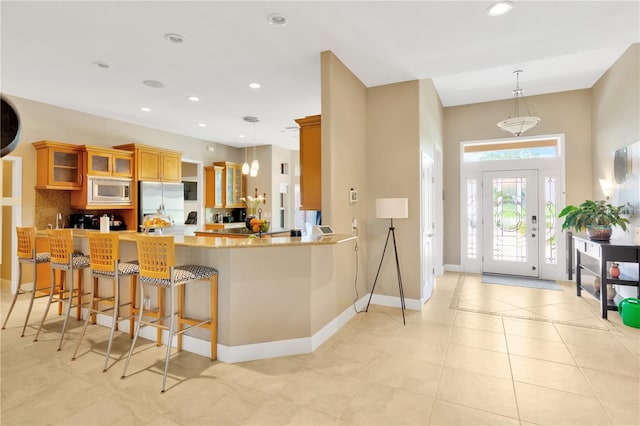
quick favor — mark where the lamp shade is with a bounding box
[376,198,408,219]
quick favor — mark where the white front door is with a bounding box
[482,170,539,277]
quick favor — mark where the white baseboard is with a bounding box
[218,295,371,363]
[444,264,463,272]
[93,293,420,363]
[367,293,422,311]
[217,337,310,363]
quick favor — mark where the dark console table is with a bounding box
[574,236,640,319]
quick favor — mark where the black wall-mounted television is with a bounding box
[183,181,197,200]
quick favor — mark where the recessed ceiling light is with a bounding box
[249,83,261,89]
[267,13,287,26]
[188,96,200,102]
[198,123,207,127]
[239,134,246,139]
[143,80,165,89]
[91,61,110,69]
[487,1,513,16]
[164,33,184,44]
[140,107,151,112]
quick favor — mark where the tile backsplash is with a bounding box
[35,189,71,229]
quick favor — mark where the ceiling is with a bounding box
[2,1,638,151]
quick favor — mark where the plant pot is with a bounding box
[587,225,612,241]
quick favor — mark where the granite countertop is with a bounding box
[38,229,357,249]
[195,227,289,237]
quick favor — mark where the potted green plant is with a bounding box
[559,199,629,241]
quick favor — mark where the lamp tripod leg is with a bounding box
[391,228,406,325]
[365,222,406,325]
[365,227,393,313]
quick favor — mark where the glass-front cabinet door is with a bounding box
[225,166,234,206]
[112,153,132,177]
[233,166,242,206]
[88,151,111,175]
[33,141,83,189]
[52,149,81,186]
[86,148,133,178]
[215,161,243,208]
[214,166,223,207]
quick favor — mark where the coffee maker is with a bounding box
[232,208,246,223]
[69,214,93,229]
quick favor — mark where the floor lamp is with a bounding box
[365,198,408,325]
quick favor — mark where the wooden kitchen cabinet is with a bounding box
[295,115,321,210]
[85,146,133,178]
[204,223,225,230]
[113,143,182,182]
[70,145,134,211]
[214,161,244,208]
[33,141,83,190]
[204,165,224,208]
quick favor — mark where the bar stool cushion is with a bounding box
[93,261,140,277]
[51,254,91,270]
[35,252,51,263]
[140,265,218,287]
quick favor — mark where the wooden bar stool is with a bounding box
[121,234,218,393]
[71,232,139,371]
[2,227,51,336]
[34,229,91,351]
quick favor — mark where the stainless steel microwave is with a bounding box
[87,176,133,205]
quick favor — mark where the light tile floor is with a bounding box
[1,272,639,425]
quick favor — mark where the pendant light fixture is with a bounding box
[497,70,540,137]
[250,144,259,177]
[241,117,250,174]
[243,115,260,177]
[242,145,250,175]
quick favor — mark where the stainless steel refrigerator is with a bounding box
[139,181,185,235]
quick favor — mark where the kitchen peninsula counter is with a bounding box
[57,229,355,248]
[42,229,359,363]
[194,228,291,238]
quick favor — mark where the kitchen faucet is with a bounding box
[55,212,62,229]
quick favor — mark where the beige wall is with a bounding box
[320,51,370,323]
[419,79,444,156]
[592,43,640,222]
[591,43,640,297]
[321,54,443,303]
[442,89,592,265]
[367,81,423,300]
